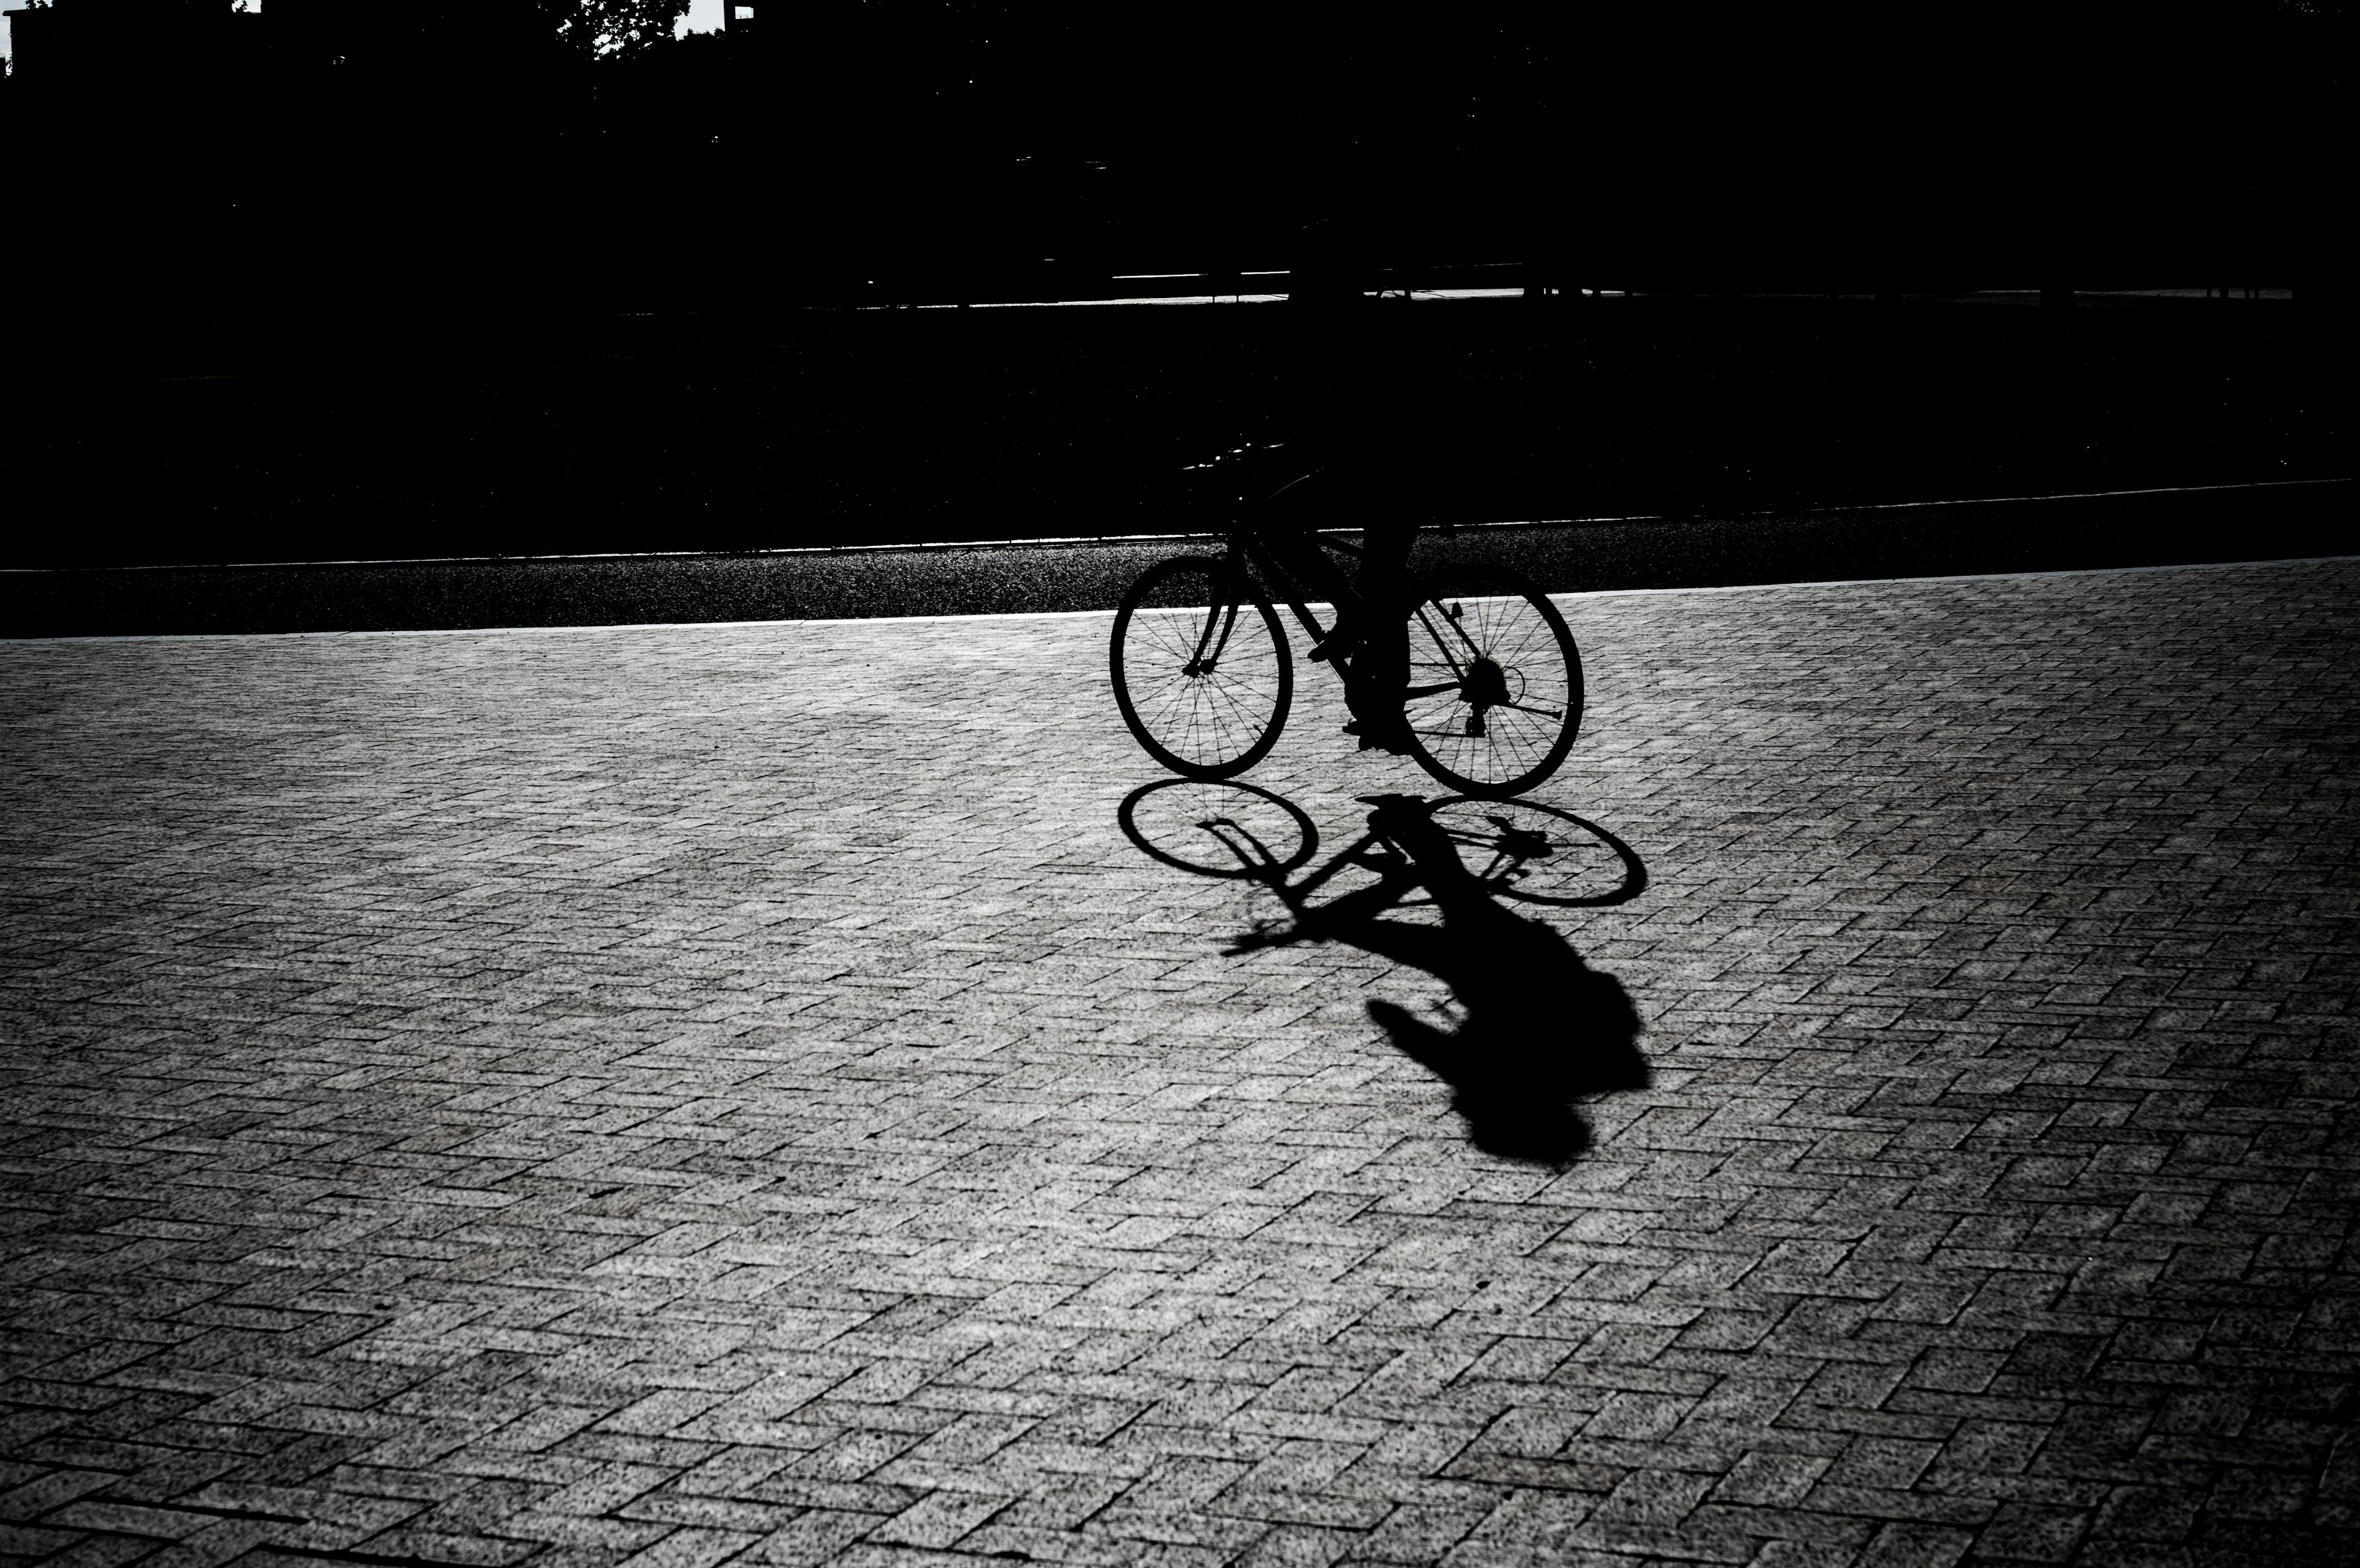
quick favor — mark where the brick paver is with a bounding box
[2,559,2354,1567]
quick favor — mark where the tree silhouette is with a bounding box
[556,0,688,61]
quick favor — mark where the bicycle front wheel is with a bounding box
[1399,566,1583,798]
[1111,556,1294,779]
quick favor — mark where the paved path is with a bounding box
[2,559,2355,1567]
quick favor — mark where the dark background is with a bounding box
[4,295,2343,569]
[3,1,2346,569]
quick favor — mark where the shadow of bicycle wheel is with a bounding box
[1425,796,1648,907]
[1117,777,1321,880]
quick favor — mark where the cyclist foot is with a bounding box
[1308,632,1359,664]
[1342,716,1414,755]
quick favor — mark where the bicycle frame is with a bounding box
[1227,525,1360,657]
[1225,522,1492,710]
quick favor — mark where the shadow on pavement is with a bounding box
[1120,780,1649,1163]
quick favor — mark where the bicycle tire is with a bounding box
[1398,566,1583,798]
[1111,555,1294,779]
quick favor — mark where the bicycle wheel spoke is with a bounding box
[1112,559,1293,780]
[1398,573,1583,798]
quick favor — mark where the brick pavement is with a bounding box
[1,559,2354,1568]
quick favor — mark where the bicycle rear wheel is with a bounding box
[1111,555,1294,779]
[1399,566,1582,798]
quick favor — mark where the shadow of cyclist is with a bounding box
[1206,790,1648,1164]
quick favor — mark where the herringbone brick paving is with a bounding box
[1,559,2354,1568]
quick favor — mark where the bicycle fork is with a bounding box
[1181,595,1241,678]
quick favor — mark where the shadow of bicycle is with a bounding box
[1119,780,1650,1164]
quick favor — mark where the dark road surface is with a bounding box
[3,480,2350,639]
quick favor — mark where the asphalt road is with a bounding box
[2,480,2350,639]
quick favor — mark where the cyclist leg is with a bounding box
[1340,457,1423,749]
[1255,510,1351,640]
[1342,523,1415,748]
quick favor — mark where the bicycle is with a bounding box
[1109,445,1584,798]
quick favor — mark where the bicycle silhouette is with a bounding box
[1109,443,1584,798]
[1120,781,1649,1162]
